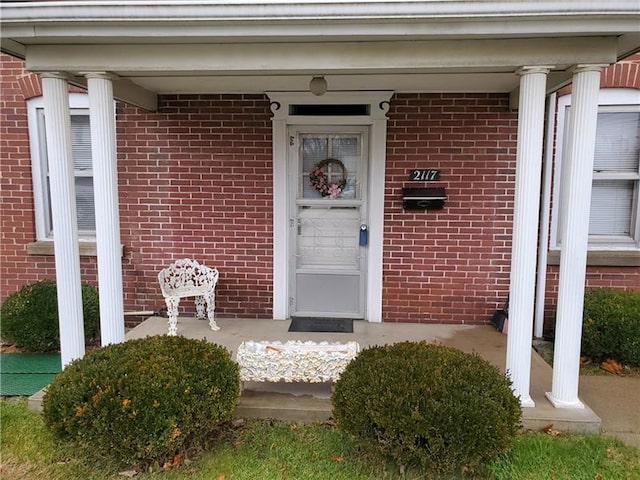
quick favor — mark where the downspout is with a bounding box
[534,92,556,339]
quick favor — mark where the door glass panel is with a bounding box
[297,207,360,270]
[296,273,360,313]
[301,134,361,200]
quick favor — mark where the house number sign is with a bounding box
[409,169,440,181]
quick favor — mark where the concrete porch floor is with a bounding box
[122,315,602,433]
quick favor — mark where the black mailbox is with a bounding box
[402,187,447,210]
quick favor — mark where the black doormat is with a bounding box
[288,317,354,333]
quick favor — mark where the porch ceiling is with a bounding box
[8,37,625,96]
[120,73,520,95]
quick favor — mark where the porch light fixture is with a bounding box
[309,76,328,96]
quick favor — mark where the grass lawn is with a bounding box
[2,399,639,480]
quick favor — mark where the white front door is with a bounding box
[289,126,369,318]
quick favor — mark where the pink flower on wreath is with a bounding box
[310,167,327,193]
[327,183,342,199]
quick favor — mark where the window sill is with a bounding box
[547,250,640,267]
[26,241,124,258]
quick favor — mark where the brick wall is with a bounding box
[383,93,517,323]
[116,95,274,317]
[0,55,60,292]
[1,53,637,326]
[601,52,640,88]
[0,54,274,318]
[1,55,99,304]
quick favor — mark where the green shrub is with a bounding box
[0,280,99,352]
[332,341,522,475]
[42,335,240,470]
[582,288,640,366]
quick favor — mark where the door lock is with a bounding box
[359,224,368,246]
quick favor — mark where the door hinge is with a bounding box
[289,135,295,146]
[289,297,294,307]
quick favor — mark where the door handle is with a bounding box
[290,218,302,235]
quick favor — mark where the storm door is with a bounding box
[289,127,368,318]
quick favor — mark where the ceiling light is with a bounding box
[309,76,328,96]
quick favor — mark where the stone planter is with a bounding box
[236,340,360,383]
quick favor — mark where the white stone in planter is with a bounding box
[236,340,360,383]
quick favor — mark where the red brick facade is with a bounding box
[0,55,59,289]
[383,93,517,322]
[116,95,274,318]
[1,53,638,325]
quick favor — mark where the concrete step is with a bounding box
[29,382,601,434]
[236,390,332,423]
[30,385,601,433]
[522,404,601,433]
[236,388,601,434]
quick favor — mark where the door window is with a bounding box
[301,135,361,200]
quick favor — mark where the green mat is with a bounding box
[1,353,61,396]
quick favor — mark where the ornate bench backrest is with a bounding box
[158,258,219,298]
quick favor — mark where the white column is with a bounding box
[506,66,551,408]
[534,93,557,338]
[547,65,603,408]
[86,73,125,345]
[41,73,85,367]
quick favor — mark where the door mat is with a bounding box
[1,353,61,396]
[288,317,354,333]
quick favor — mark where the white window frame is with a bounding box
[28,93,96,242]
[551,88,640,251]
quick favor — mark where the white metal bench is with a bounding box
[236,340,360,383]
[157,258,220,336]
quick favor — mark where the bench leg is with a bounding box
[165,297,180,336]
[203,292,220,331]
[195,295,206,320]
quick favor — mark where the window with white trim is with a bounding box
[28,93,95,241]
[552,89,640,250]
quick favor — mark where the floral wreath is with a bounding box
[309,158,347,199]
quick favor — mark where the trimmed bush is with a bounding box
[43,335,240,470]
[0,280,99,352]
[332,341,522,475]
[582,288,640,367]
